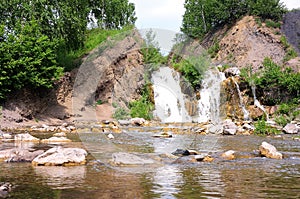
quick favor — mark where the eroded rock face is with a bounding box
[216,16,285,71]
[32,147,87,166]
[259,142,283,159]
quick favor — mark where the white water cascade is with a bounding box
[232,77,250,121]
[198,68,226,124]
[152,67,192,123]
[251,85,269,120]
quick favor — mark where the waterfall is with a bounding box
[251,85,269,120]
[198,68,226,124]
[152,67,192,123]
[232,78,250,120]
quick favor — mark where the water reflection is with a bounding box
[34,166,86,189]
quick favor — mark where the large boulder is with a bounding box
[0,148,44,162]
[110,152,155,166]
[32,147,87,166]
[259,142,283,159]
[283,123,300,134]
[224,67,241,78]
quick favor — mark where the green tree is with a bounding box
[181,0,287,39]
[0,20,63,99]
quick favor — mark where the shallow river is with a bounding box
[1,130,300,199]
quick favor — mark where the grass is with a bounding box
[58,25,134,71]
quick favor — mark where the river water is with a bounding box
[1,129,300,199]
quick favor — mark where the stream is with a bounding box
[1,129,300,199]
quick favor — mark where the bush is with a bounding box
[129,84,154,120]
[254,119,280,135]
[0,20,63,100]
[113,107,130,120]
[173,53,210,89]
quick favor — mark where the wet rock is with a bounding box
[53,132,67,137]
[0,182,12,198]
[118,120,131,126]
[173,156,197,164]
[130,118,149,126]
[224,67,241,78]
[221,150,235,160]
[14,133,40,142]
[0,148,44,162]
[32,147,87,166]
[0,131,13,140]
[194,153,209,161]
[41,137,71,143]
[259,142,283,159]
[153,132,172,138]
[222,119,238,135]
[283,123,300,134]
[110,152,154,166]
[172,149,190,156]
[107,133,114,139]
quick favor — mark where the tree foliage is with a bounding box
[0,0,136,100]
[182,0,287,39]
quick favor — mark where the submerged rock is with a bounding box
[0,148,44,162]
[14,133,40,142]
[153,132,173,138]
[32,147,87,166]
[259,142,283,159]
[110,152,155,166]
[41,136,71,143]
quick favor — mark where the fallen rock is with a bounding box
[153,132,173,138]
[32,147,87,166]
[172,149,190,156]
[130,118,149,126]
[224,67,241,78]
[41,137,71,143]
[221,150,235,160]
[283,123,300,134]
[259,142,283,159]
[14,133,40,142]
[107,133,114,139]
[0,148,44,162]
[194,153,209,161]
[0,182,12,198]
[222,119,238,135]
[110,152,155,166]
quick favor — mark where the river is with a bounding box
[1,129,300,199]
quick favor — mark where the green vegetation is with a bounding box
[0,0,136,100]
[254,118,280,135]
[241,58,300,104]
[141,29,167,72]
[275,102,300,127]
[173,53,210,89]
[129,84,154,120]
[113,107,130,120]
[265,19,281,29]
[182,0,287,39]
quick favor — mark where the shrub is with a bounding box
[113,107,130,120]
[254,119,280,135]
[0,20,63,100]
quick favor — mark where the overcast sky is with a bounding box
[128,0,300,52]
[129,0,300,32]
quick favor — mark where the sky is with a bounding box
[129,0,300,32]
[129,0,300,52]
